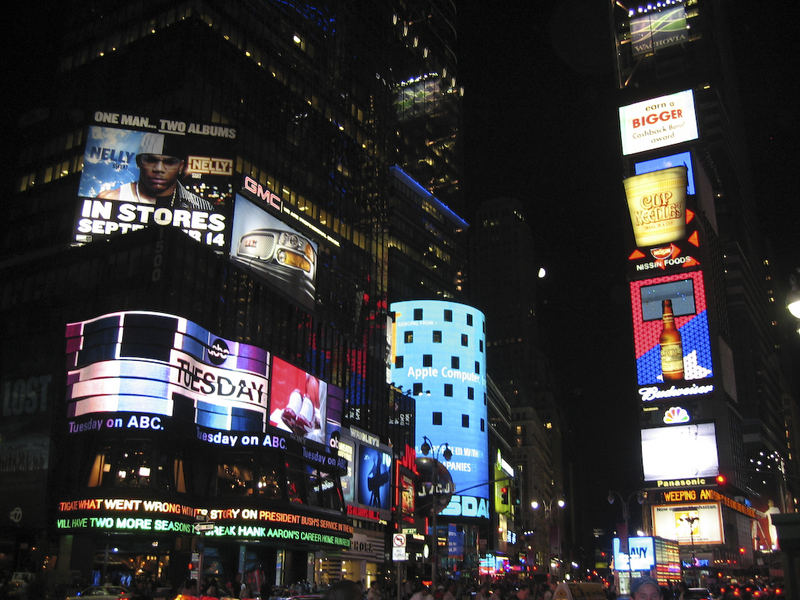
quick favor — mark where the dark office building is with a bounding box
[2,0,463,588]
[610,0,798,583]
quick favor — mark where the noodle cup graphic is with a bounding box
[624,166,687,247]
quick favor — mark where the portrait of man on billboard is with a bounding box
[95,131,213,211]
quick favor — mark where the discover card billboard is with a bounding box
[74,110,234,248]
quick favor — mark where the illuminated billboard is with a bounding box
[394,74,445,121]
[630,271,713,395]
[613,536,655,571]
[269,356,341,447]
[66,311,269,435]
[619,90,698,156]
[340,427,394,523]
[230,194,318,310]
[75,111,234,248]
[652,502,724,545]
[56,497,353,549]
[624,166,687,247]
[641,423,719,482]
[635,151,695,196]
[357,444,392,510]
[390,300,489,519]
[630,6,688,57]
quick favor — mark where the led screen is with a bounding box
[652,502,724,545]
[75,111,234,248]
[619,90,698,156]
[613,536,655,571]
[641,423,719,481]
[65,311,269,434]
[269,357,330,445]
[230,194,318,310]
[630,272,713,386]
[394,75,444,122]
[630,6,688,56]
[357,444,392,510]
[635,152,695,196]
[390,300,489,519]
[641,279,696,320]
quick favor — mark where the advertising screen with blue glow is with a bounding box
[390,300,489,519]
[635,151,695,196]
[613,536,655,571]
[630,271,713,387]
[65,311,269,435]
[357,444,392,510]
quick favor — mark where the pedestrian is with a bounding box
[631,577,661,600]
[326,580,364,600]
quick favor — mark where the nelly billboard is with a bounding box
[75,111,234,248]
[390,300,489,519]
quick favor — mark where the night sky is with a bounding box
[459,0,800,557]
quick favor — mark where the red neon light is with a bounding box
[688,231,699,246]
[685,209,695,224]
[629,249,646,260]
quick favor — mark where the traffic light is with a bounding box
[715,473,727,485]
[512,483,521,506]
[500,486,509,505]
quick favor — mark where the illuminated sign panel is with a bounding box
[652,502,724,545]
[269,357,340,446]
[66,311,269,432]
[624,167,687,247]
[619,90,698,156]
[641,423,719,482]
[613,536,655,570]
[630,271,713,391]
[56,498,352,548]
[630,6,688,56]
[357,444,392,510]
[75,111,234,247]
[635,152,695,196]
[230,194,318,310]
[390,301,489,519]
[65,311,342,455]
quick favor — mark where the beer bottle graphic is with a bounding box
[659,298,684,381]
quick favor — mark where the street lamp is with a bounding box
[531,496,566,577]
[787,271,800,320]
[608,490,644,596]
[419,436,452,589]
[680,514,700,586]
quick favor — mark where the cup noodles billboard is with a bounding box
[619,90,698,156]
[624,166,687,247]
[75,111,234,248]
[652,502,724,545]
[641,423,719,482]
